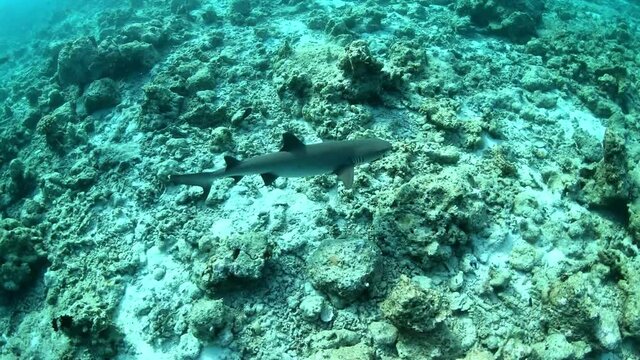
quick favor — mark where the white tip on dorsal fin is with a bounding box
[335,165,354,189]
[281,132,306,152]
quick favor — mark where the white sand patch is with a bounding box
[115,247,194,360]
[214,185,326,249]
[543,248,566,267]
[553,97,606,141]
[316,0,346,8]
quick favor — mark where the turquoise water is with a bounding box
[1,0,639,359]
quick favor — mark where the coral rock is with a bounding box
[307,238,381,302]
[380,275,448,333]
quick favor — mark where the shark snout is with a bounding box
[371,138,393,155]
[357,138,392,163]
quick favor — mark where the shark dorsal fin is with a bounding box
[335,165,354,189]
[281,132,306,152]
[224,155,241,170]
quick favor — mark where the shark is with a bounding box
[169,132,392,198]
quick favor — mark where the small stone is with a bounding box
[176,333,202,360]
[509,242,537,272]
[380,275,448,333]
[309,343,374,360]
[186,67,215,93]
[448,271,464,291]
[532,333,590,360]
[311,329,360,350]
[368,321,398,346]
[320,302,334,323]
[489,267,511,290]
[299,294,324,321]
[188,299,232,341]
[153,266,166,281]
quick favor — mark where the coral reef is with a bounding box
[1,0,639,359]
[194,232,272,291]
[82,78,120,114]
[373,166,487,269]
[455,0,546,43]
[380,275,448,333]
[0,218,45,296]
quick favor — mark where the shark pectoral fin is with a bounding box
[281,132,306,152]
[231,175,243,184]
[335,166,354,189]
[202,185,212,199]
[260,173,278,186]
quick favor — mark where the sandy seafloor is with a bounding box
[1,0,640,359]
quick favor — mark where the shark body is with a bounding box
[169,132,392,198]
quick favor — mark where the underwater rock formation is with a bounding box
[6,158,36,201]
[531,333,591,360]
[0,218,45,296]
[82,78,120,114]
[56,36,158,87]
[195,232,271,291]
[380,275,448,333]
[96,39,158,79]
[368,320,398,347]
[373,166,487,269]
[53,296,124,358]
[338,40,384,103]
[307,238,381,303]
[541,272,601,341]
[455,0,545,43]
[579,127,633,224]
[56,37,100,86]
[188,298,233,341]
[36,101,88,153]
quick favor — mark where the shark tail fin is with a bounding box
[168,173,214,199]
